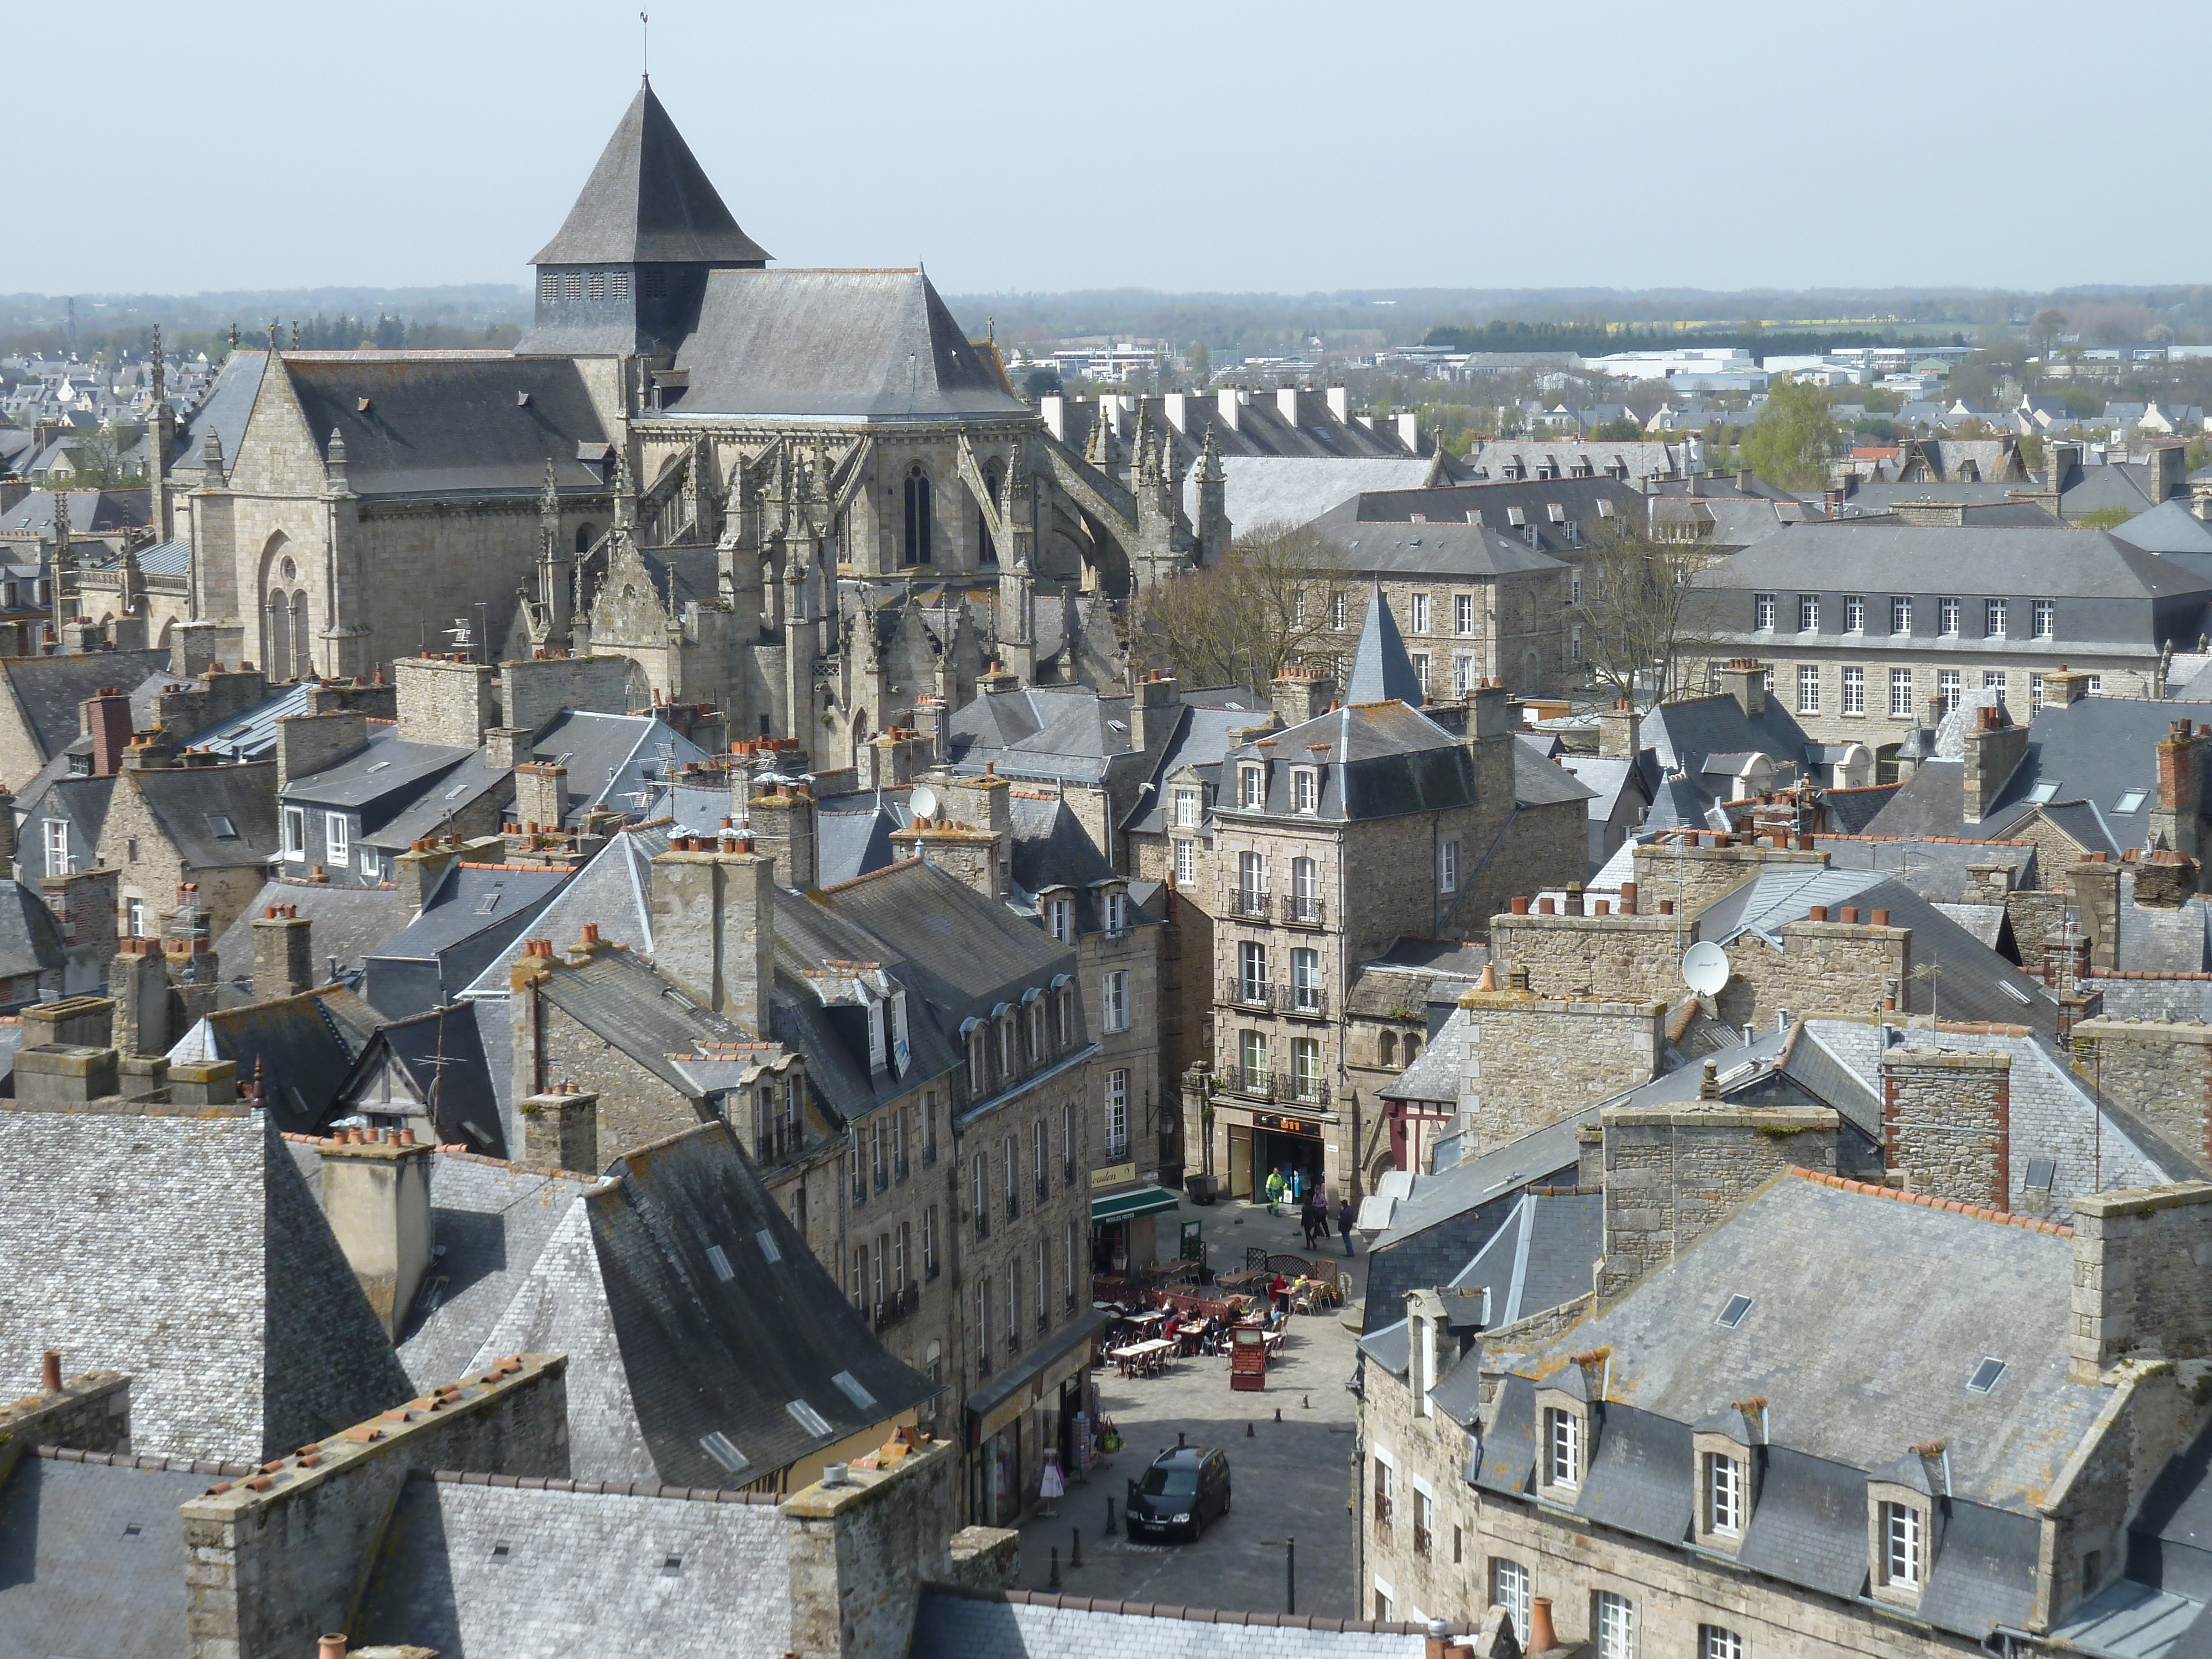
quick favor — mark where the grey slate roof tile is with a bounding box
[530,82,770,266]
[0,1455,206,1659]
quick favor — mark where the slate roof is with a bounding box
[0,1103,411,1463]
[132,760,281,870]
[911,1589,1436,1659]
[531,80,769,267]
[1345,584,1424,705]
[280,354,613,499]
[1448,1190,1601,1330]
[0,649,169,773]
[210,878,409,1006]
[281,722,474,818]
[0,878,65,987]
[353,1474,791,1653]
[536,942,754,1098]
[0,487,149,535]
[1699,522,2212,601]
[460,822,672,997]
[814,797,903,885]
[2116,499,2212,557]
[468,1121,936,1485]
[336,1001,510,1153]
[947,685,1138,783]
[1179,455,1438,534]
[0,1454,212,1659]
[166,985,383,1133]
[361,862,571,1019]
[168,348,267,478]
[669,269,1027,421]
[1115,690,1278,836]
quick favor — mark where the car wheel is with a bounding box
[1190,1512,1204,1543]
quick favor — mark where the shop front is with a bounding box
[1212,1099,1338,1207]
[966,1308,1108,1526]
[1089,1165,1181,1276]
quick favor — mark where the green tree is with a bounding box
[1589,416,1644,440]
[2075,506,2133,530]
[1186,341,1211,384]
[1129,524,1348,695]
[1574,513,1720,707]
[2030,309,2069,357]
[1738,378,1838,489]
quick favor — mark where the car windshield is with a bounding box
[1140,1466,1199,1497]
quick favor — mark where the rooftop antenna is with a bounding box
[640,11,650,81]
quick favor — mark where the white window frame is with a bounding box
[1545,1406,1582,1488]
[1490,1560,1531,1644]
[1410,593,1431,634]
[1291,947,1320,1011]
[282,805,306,860]
[325,812,349,866]
[1104,891,1126,935]
[1755,592,1776,630]
[1173,787,1199,828]
[1986,598,2007,638]
[1701,1626,1744,1659]
[1439,838,1459,894]
[1797,664,1819,715]
[2030,672,2045,711]
[1841,665,1865,715]
[1597,1590,1636,1659]
[1889,667,1914,718]
[1882,1500,1922,1589]
[1046,896,1073,944]
[1104,1068,1129,1160]
[1103,969,1130,1034]
[1938,669,1962,714]
[1292,768,1318,813]
[2033,598,2056,639]
[1939,596,1961,636]
[1891,595,1912,634]
[1455,592,1477,635]
[1704,1451,1743,1536]
[1843,593,1865,633]
[43,817,70,878]
[1797,593,1819,632]
[1238,765,1264,808]
[1173,839,1195,884]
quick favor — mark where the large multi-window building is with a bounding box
[1687,524,2212,770]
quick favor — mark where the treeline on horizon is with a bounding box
[1421,320,1912,359]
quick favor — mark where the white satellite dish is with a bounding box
[910,784,941,820]
[1680,941,1730,997]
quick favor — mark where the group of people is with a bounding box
[1265,1165,1355,1255]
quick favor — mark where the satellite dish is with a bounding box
[910,784,941,821]
[1681,941,1730,997]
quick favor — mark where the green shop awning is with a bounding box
[1091,1185,1180,1224]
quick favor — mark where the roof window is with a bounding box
[2027,781,2060,805]
[1966,1357,2006,1393]
[1716,1294,1754,1329]
[2025,1159,2056,1191]
[754,1228,782,1262]
[787,1399,834,1438]
[700,1431,749,1474]
[832,1370,878,1411]
[204,813,237,838]
[704,1243,735,1281]
[2115,789,2147,814]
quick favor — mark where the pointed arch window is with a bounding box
[265,590,289,680]
[903,465,933,565]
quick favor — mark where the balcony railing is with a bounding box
[1282,894,1327,927]
[1285,985,1329,1019]
[873,1283,919,1331]
[1219,977,1273,1009]
[1104,1137,1130,1164]
[1224,1069,1333,1108]
[1413,1524,1433,1559]
[1223,889,1272,921]
[1374,1493,1394,1528]
[1219,979,1331,1018]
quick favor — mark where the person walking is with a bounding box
[1264,1165,1285,1215]
[1300,1190,1324,1250]
[1337,1196,1356,1257]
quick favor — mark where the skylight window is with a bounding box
[367,760,393,773]
[2115,789,2147,814]
[704,1243,734,1281]
[787,1399,834,1438]
[1716,1295,1754,1329]
[832,1370,878,1412]
[474,893,502,915]
[755,1228,782,1263]
[1967,1358,2007,1394]
[700,1431,749,1474]
[2027,781,2061,805]
[2025,1159,2056,1191]
[1999,980,2032,1004]
[204,813,237,838]
[444,781,471,800]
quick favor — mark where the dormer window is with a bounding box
[1880,1501,1921,1589]
[1238,764,1265,808]
[1867,1451,1942,1608]
[1545,1407,1582,1489]
[1103,890,1127,935]
[1046,895,1073,943]
[1704,1452,1742,1535]
[1173,787,1199,827]
[1292,768,1318,813]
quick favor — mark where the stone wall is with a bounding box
[395,655,497,748]
[1630,839,1825,919]
[503,651,632,735]
[1458,990,1666,1161]
[1882,1047,2010,1209]
[181,1353,570,1659]
[2068,1018,2212,1175]
[784,1438,959,1659]
[1490,911,1694,1003]
[0,1364,131,1465]
[1718,916,1910,1031]
[1360,1332,1484,1626]
[2068,1182,2212,1381]
[1597,1103,1838,1301]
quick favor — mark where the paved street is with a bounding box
[1014,1195,1369,1618]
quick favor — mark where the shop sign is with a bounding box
[1261,1115,1322,1136]
[1089,1161,1137,1188]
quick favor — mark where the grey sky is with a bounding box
[18,0,2204,298]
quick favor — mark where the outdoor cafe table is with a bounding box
[1109,1338,1176,1378]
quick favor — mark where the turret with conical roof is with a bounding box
[518,77,771,359]
[1346,583,1423,706]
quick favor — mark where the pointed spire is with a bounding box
[227,320,239,349]
[540,457,561,519]
[1345,582,1423,707]
[200,429,225,484]
[1198,421,1224,482]
[533,82,770,265]
[149,324,165,406]
[325,427,349,492]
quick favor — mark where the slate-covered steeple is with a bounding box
[518,78,770,359]
[1346,582,1423,707]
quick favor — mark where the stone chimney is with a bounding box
[517,1084,600,1174]
[1597,698,1639,760]
[2042,665,2091,707]
[393,833,503,914]
[274,709,369,791]
[14,1041,121,1104]
[1962,704,2029,823]
[749,786,818,890]
[856,728,926,791]
[167,1057,238,1107]
[394,655,497,748]
[81,687,132,778]
[1269,667,1332,727]
[317,1130,437,1342]
[109,938,170,1057]
[650,834,776,1035]
[1130,671,1183,751]
[512,761,569,836]
[2150,444,2188,506]
[975,661,1020,697]
[2068,1182,2212,1382]
[2136,847,2199,909]
[1714,659,1765,718]
[41,867,119,972]
[2151,718,2211,864]
[251,904,315,1001]
[2067,853,2123,974]
[1881,1045,2010,1209]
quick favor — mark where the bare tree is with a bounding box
[1130,523,1352,695]
[1572,511,1721,708]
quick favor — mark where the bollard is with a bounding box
[1274,1406,1282,1422]
[1303,1395,1311,1410]
[1049,1546,1061,1590]
[1287,1536,1297,1615]
[1107,1495,1116,1532]
[1177,1430,1186,1448]
[1246,1422,1255,1437]
[1071,1525,1083,1568]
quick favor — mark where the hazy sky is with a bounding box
[15,0,2205,298]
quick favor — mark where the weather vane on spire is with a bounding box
[640,11,650,81]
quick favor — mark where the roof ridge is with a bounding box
[456,860,573,872]
[425,1466,778,1503]
[815,855,926,896]
[1787,1166,2070,1235]
[918,1580,1437,1634]
[36,1446,256,1476]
